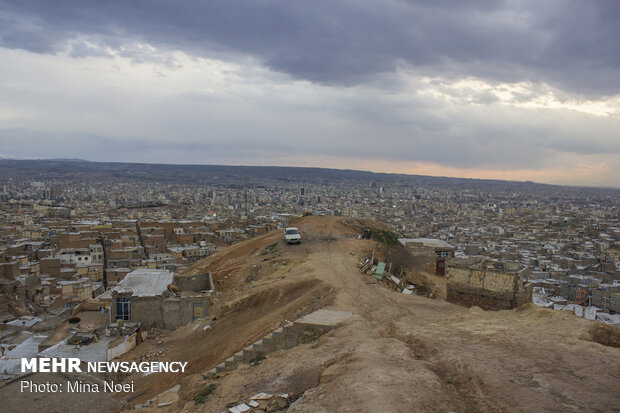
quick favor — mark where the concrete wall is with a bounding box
[111,291,211,330]
[401,241,455,258]
[174,272,213,292]
[446,265,532,310]
[131,295,165,330]
[107,332,137,361]
[412,255,438,274]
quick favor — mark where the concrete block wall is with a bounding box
[447,286,514,310]
[107,331,137,361]
[448,267,518,293]
[446,265,530,311]
[174,272,213,292]
[112,292,211,330]
[411,255,438,274]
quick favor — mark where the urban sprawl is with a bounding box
[1,172,619,379]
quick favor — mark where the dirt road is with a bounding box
[124,216,619,412]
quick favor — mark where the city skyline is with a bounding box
[1,1,619,187]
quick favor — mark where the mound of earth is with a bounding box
[590,323,620,348]
[112,216,618,412]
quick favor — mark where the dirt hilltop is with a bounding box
[118,215,618,412]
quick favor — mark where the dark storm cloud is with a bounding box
[1,0,619,96]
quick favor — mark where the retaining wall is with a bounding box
[446,265,532,310]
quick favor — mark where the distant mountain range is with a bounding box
[0,158,615,193]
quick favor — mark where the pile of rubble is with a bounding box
[225,392,292,413]
[359,255,415,294]
[146,328,164,345]
[138,348,166,362]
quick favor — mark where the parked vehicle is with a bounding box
[284,227,302,244]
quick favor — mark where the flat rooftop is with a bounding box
[294,309,354,328]
[399,237,454,249]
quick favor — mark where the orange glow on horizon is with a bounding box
[244,154,617,187]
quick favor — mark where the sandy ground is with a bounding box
[8,216,617,412]
[119,216,620,412]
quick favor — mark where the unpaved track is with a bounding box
[126,216,619,412]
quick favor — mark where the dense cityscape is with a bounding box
[2,161,618,334]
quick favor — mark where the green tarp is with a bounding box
[375,262,386,275]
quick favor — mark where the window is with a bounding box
[116,297,131,321]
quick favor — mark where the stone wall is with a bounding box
[446,265,532,310]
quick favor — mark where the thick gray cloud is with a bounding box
[1,0,619,96]
[1,0,619,187]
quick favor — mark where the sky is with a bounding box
[0,1,619,187]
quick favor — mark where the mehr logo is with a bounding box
[21,358,82,373]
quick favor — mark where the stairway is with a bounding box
[206,309,353,378]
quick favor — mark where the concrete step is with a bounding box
[215,362,227,373]
[206,368,217,379]
[262,334,275,353]
[242,346,255,363]
[292,310,354,344]
[283,324,294,336]
[293,309,353,332]
[283,324,297,348]
[252,340,266,355]
[233,351,244,364]
[272,327,286,350]
[224,357,237,370]
[285,334,298,348]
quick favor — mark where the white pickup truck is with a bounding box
[284,227,302,244]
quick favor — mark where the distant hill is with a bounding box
[0,158,613,193]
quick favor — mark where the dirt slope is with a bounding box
[122,215,619,412]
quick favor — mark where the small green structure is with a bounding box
[375,262,386,275]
